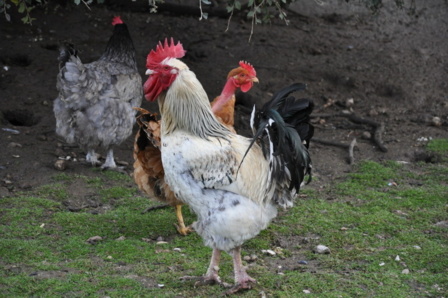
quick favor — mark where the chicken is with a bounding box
[142,38,314,293]
[53,16,142,169]
[133,62,259,235]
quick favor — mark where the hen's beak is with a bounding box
[145,69,156,75]
[252,77,259,83]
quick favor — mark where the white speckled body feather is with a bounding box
[161,131,277,251]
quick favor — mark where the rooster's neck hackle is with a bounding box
[159,66,230,140]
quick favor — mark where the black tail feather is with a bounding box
[58,42,78,69]
[245,83,314,194]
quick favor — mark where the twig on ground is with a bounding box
[141,204,170,214]
[313,137,357,164]
[312,113,388,152]
[348,138,357,165]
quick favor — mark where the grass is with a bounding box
[0,139,447,297]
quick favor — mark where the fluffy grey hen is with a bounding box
[54,16,142,168]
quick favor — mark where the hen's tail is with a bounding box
[134,107,162,149]
[58,42,78,69]
[247,83,314,194]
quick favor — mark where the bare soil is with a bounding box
[0,0,447,228]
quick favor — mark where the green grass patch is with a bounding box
[0,160,447,296]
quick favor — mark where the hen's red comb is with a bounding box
[112,16,123,25]
[239,61,256,77]
[146,38,186,68]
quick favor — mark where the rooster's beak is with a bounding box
[252,77,259,83]
[145,69,156,75]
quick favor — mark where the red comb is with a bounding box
[146,38,186,69]
[239,61,256,77]
[112,16,123,25]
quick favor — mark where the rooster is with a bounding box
[53,16,142,169]
[133,62,259,235]
[142,38,314,293]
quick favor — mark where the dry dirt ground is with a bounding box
[0,1,447,202]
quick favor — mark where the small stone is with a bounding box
[7,142,22,148]
[116,236,126,241]
[156,236,164,241]
[54,159,67,171]
[413,245,421,250]
[106,255,113,259]
[369,109,379,116]
[401,269,410,274]
[303,289,311,294]
[243,255,251,261]
[86,236,103,244]
[298,260,308,265]
[362,131,372,139]
[345,98,354,107]
[262,249,276,256]
[395,255,400,261]
[314,244,330,254]
[431,116,442,127]
[173,248,182,252]
[156,241,168,245]
[379,262,385,266]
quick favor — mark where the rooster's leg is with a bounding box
[101,149,117,169]
[181,248,228,287]
[174,205,193,235]
[226,246,256,294]
[86,149,100,166]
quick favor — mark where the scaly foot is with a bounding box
[174,223,194,236]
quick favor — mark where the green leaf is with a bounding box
[234,0,241,10]
[18,2,26,13]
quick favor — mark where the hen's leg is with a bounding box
[174,205,193,235]
[226,246,256,294]
[86,149,100,166]
[102,149,117,169]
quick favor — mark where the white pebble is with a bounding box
[379,262,385,266]
[402,269,410,274]
[315,244,330,254]
[395,255,400,261]
[303,290,311,294]
[262,249,276,256]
